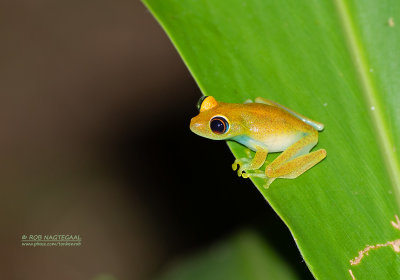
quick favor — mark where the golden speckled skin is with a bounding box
[190,96,326,188]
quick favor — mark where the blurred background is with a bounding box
[0,1,313,279]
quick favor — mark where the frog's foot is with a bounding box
[233,148,268,178]
[232,158,252,177]
[241,171,275,189]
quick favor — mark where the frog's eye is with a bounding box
[210,116,229,134]
[197,96,218,112]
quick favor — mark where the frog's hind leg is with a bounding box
[275,149,326,179]
[264,131,326,188]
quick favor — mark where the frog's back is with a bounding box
[234,103,317,152]
[242,103,314,132]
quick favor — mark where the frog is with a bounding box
[190,96,326,188]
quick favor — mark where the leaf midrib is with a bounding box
[333,0,400,209]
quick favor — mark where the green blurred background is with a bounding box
[1,1,313,279]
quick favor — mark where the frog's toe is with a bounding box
[263,178,276,189]
[237,166,245,177]
[232,159,243,172]
[243,170,266,179]
[232,160,239,171]
[243,172,275,188]
[241,171,255,179]
[232,158,250,176]
[232,159,245,176]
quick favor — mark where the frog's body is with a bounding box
[228,102,315,152]
[190,96,326,188]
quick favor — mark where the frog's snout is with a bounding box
[190,117,205,136]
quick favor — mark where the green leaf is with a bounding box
[156,231,299,280]
[143,0,400,279]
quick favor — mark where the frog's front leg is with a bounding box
[264,131,326,188]
[232,147,268,177]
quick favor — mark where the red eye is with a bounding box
[210,117,229,134]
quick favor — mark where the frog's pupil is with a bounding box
[210,117,228,134]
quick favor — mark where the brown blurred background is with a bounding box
[0,1,312,279]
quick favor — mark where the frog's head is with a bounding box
[190,96,245,140]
